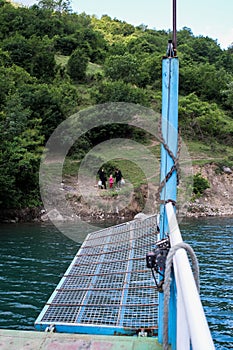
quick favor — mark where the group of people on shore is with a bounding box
[97,168,124,190]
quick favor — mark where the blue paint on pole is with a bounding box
[158,56,179,348]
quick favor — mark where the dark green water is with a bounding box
[181,217,233,350]
[0,218,232,349]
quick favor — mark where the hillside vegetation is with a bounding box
[0,0,233,210]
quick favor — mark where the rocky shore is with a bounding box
[1,163,232,223]
[186,164,233,218]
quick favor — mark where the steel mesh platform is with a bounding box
[35,215,159,335]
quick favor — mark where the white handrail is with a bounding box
[166,202,215,350]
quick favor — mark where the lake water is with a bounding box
[0,217,232,349]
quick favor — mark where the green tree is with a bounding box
[0,48,11,66]
[28,35,56,80]
[92,15,135,43]
[1,34,32,67]
[55,34,79,55]
[18,84,53,140]
[108,41,127,56]
[0,93,44,208]
[93,80,149,106]
[216,50,233,74]
[0,64,35,109]
[67,48,88,81]
[190,36,222,64]
[2,34,56,80]
[127,31,166,55]
[228,43,233,53]
[104,53,149,87]
[177,27,194,44]
[81,27,107,63]
[179,93,233,144]
[222,81,233,113]
[38,0,72,13]
[143,53,162,88]
[18,82,79,140]
[179,62,230,103]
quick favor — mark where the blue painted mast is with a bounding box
[158,0,179,347]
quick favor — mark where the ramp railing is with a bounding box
[165,202,215,350]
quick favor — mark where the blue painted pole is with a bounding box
[158,56,179,348]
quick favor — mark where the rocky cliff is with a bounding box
[187,164,233,217]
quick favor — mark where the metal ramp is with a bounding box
[35,215,159,336]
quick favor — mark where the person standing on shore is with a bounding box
[114,168,122,189]
[109,174,114,189]
[98,168,107,189]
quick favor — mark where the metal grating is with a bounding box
[35,215,159,335]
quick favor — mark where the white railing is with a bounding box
[166,202,215,350]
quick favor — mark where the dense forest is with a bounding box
[0,0,233,210]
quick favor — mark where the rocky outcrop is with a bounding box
[187,164,233,217]
[0,207,43,223]
[1,163,232,223]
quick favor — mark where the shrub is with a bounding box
[193,173,210,195]
[67,49,88,82]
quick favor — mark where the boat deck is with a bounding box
[35,215,159,336]
[0,329,163,350]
